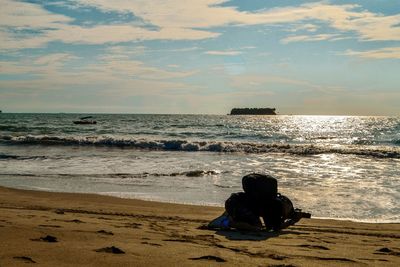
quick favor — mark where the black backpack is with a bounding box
[242,173,278,201]
[276,193,295,220]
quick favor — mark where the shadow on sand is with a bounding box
[214,229,278,241]
[210,228,302,241]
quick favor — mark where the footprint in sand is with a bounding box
[375,247,400,256]
[38,224,62,228]
[94,246,125,254]
[115,222,142,229]
[299,244,329,250]
[149,223,165,232]
[189,255,226,262]
[268,254,288,260]
[68,219,84,223]
[97,230,114,235]
[50,218,85,224]
[54,209,65,214]
[141,241,162,247]
[31,235,58,243]
[13,256,36,263]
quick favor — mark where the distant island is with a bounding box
[230,108,277,115]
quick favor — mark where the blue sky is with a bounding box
[0,0,399,115]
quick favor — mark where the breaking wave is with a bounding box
[1,134,400,158]
[0,170,221,178]
[0,153,47,161]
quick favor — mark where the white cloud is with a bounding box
[205,50,242,56]
[241,46,257,50]
[229,74,345,94]
[95,46,196,79]
[34,53,79,65]
[0,52,79,76]
[289,23,319,33]
[0,50,196,97]
[0,0,72,50]
[1,0,400,51]
[70,1,400,43]
[343,47,400,59]
[90,59,195,80]
[52,25,219,44]
[0,0,220,51]
[0,0,72,28]
[281,34,340,44]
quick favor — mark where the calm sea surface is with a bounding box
[0,113,399,222]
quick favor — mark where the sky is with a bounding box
[0,0,399,115]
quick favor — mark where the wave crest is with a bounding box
[1,134,400,158]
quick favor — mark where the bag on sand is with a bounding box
[261,193,296,231]
[276,193,295,220]
[242,173,277,201]
[206,212,230,230]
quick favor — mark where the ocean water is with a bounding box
[0,113,399,223]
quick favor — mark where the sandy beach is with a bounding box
[0,186,399,267]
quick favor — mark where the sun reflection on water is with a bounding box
[229,115,398,147]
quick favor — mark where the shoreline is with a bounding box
[1,185,399,266]
[3,185,398,224]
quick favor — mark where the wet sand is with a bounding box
[0,185,399,266]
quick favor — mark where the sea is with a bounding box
[0,113,399,223]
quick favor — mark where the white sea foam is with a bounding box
[1,134,400,158]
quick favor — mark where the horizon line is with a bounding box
[0,111,398,117]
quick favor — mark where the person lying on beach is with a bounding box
[208,173,310,231]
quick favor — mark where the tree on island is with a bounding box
[230,108,277,115]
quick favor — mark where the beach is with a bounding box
[1,186,399,267]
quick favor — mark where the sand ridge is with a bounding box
[0,186,399,266]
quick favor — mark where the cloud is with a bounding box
[34,53,79,65]
[52,25,219,44]
[281,34,340,44]
[0,0,220,51]
[229,74,345,94]
[0,49,197,98]
[76,1,400,42]
[0,0,72,28]
[1,0,400,51]
[102,46,147,60]
[342,47,400,59]
[0,0,72,50]
[205,50,242,56]
[240,46,257,50]
[1,52,80,76]
[288,23,319,33]
[95,46,196,79]
[91,59,195,80]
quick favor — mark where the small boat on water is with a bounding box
[73,116,97,125]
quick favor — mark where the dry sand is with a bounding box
[0,185,399,266]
